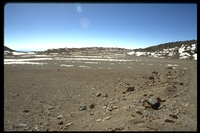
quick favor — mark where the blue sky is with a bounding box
[4,3,197,51]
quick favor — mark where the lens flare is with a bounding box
[75,4,82,13]
[80,18,90,29]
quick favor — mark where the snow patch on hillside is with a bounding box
[127,43,197,60]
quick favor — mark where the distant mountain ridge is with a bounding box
[127,39,197,60]
[4,46,15,52]
[132,40,197,52]
[4,39,197,60]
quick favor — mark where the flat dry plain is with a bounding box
[4,54,197,131]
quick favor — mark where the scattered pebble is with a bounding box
[139,99,145,104]
[66,122,73,127]
[96,119,102,122]
[152,71,158,74]
[164,118,174,123]
[145,98,160,109]
[114,126,125,131]
[166,67,173,69]
[179,82,184,85]
[96,93,101,97]
[79,105,86,111]
[185,103,189,107]
[102,106,107,109]
[175,109,180,115]
[135,109,142,115]
[103,116,111,121]
[103,93,108,97]
[18,123,26,127]
[149,93,154,96]
[156,97,165,102]
[58,120,63,125]
[23,109,30,113]
[164,83,169,86]
[89,103,95,109]
[143,93,147,96]
[14,93,19,96]
[149,76,154,80]
[112,106,118,109]
[169,113,178,119]
[57,115,64,119]
[126,86,135,92]
[46,128,55,131]
[107,107,113,111]
[48,106,54,110]
[88,124,93,127]
[90,112,94,115]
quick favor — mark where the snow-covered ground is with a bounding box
[127,44,197,60]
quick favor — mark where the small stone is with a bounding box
[18,123,26,127]
[23,109,30,113]
[143,93,147,96]
[164,118,174,123]
[164,83,169,86]
[149,94,154,96]
[103,93,108,97]
[89,103,95,109]
[88,124,93,127]
[131,114,136,117]
[96,93,101,97]
[152,71,158,74]
[139,99,145,104]
[161,122,165,125]
[46,128,54,131]
[122,91,126,94]
[48,106,54,110]
[58,120,63,125]
[169,113,178,119]
[115,126,125,131]
[25,125,30,130]
[126,86,135,92]
[145,98,160,109]
[14,93,19,96]
[179,82,184,85]
[90,112,94,115]
[34,125,39,131]
[103,116,111,121]
[102,106,107,109]
[185,103,189,107]
[135,109,142,115]
[57,115,64,119]
[112,106,118,109]
[166,67,173,69]
[149,76,154,80]
[174,109,180,115]
[66,122,73,127]
[79,105,86,111]
[96,119,102,122]
[156,97,165,102]
[107,107,113,111]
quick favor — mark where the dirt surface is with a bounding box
[4,55,197,131]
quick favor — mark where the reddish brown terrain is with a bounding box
[4,51,197,131]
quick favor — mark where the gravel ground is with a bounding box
[4,54,197,131]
